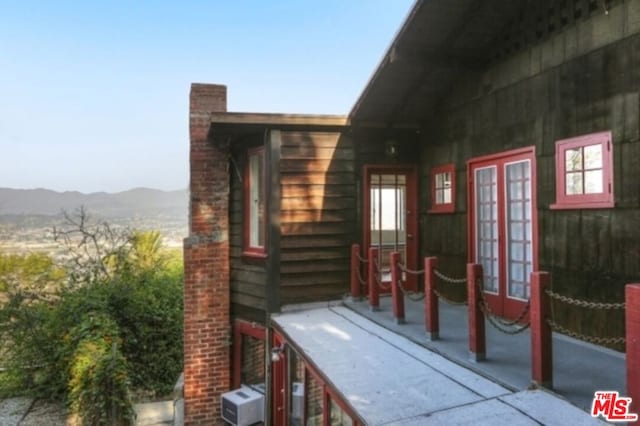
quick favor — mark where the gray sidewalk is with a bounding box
[345,294,625,412]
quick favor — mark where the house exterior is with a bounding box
[184,0,640,424]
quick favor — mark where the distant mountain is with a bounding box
[0,187,188,220]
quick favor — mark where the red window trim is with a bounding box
[550,130,614,210]
[243,146,267,258]
[270,328,362,426]
[232,319,266,389]
[429,163,456,214]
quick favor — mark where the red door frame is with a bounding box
[467,147,539,320]
[363,164,419,292]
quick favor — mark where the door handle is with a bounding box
[407,234,413,239]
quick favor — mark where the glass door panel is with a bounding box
[474,166,499,294]
[370,173,407,281]
[505,160,533,300]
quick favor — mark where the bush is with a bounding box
[68,314,134,425]
[0,222,184,418]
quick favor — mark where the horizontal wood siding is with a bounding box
[229,141,267,316]
[279,131,356,304]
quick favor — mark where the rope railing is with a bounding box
[396,262,425,302]
[476,277,531,335]
[544,288,625,345]
[373,259,391,290]
[431,269,467,305]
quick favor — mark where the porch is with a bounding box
[343,294,625,412]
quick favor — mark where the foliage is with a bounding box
[0,210,184,419]
[67,314,135,425]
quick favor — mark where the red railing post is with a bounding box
[530,271,552,389]
[424,257,439,340]
[626,284,640,415]
[467,263,486,361]
[390,252,405,324]
[368,247,379,311]
[350,244,361,300]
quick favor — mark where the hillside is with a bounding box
[0,187,188,219]
[0,188,189,254]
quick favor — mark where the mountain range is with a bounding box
[0,187,189,220]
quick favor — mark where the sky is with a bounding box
[0,0,414,193]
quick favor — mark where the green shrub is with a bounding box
[0,226,184,408]
[68,314,135,425]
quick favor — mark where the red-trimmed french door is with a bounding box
[363,165,418,292]
[468,147,538,320]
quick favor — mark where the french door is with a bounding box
[363,165,418,292]
[468,148,538,319]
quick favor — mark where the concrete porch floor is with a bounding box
[344,294,625,412]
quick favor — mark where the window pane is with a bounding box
[566,172,583,195]
[289,351,305,426]
[330,399,353,426]
[436,188,444,204]
[584,144,602,169]
[435,173,444,187]
[584,170,603,194]
[249,152,265,248]
[241,335,264,385]
[565,148,583,171]
[305,371,323,426]
[443,188,452,203]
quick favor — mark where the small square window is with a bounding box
[243,147,267,257]
[429,164,455,213]
[550,131,613,209]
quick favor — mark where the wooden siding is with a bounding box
[279,131,356,304]
[229,138,268,319]
[420,4,639,346]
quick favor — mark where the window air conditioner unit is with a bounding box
[221,385,264,425]
[291,382,304,421]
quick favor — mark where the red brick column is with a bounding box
[626,284,640,415]
[467,263,486,361]
[424,257,439,340]
[183,83,229,425]
[530,271,552,389]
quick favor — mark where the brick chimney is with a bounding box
[183,83,230,425]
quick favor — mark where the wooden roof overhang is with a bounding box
[349,0,525,127]
[208,112,351,143]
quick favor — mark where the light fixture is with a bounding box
[271,343,286,362]
[385,139,399,159]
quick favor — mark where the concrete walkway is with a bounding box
[345,295,625,412]
[274,305,604,425]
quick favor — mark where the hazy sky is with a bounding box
[0,1,413,193]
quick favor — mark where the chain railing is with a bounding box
[545,288,625,346]
[432,269,467,305]
[397,263,425,302]
[373,259,391,290]
[476,278,531,335]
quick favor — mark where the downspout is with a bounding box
[263,127,273,426]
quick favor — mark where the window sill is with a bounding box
[242,250,267,263]
[550,201,614,210]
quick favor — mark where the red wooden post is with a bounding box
[467,263,486,361]
[390,252,405,324]
[530,271,552,389]
[368,247,379,311]
[626,284,640,415]
[350,244,361,300]
[424,257,439,340]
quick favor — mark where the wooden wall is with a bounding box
[278,131,356,305]
[420,1,639,344]
[229,136,267,323]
